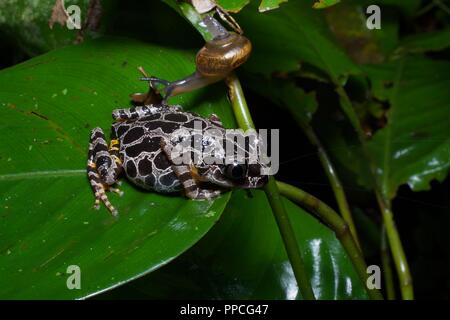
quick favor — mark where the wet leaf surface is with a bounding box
[98,190,368,300]
[0,37,235,299]
[365,57,450,198]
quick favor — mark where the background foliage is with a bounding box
[0,0,449,299]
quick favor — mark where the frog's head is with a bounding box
[193,130,269,189]
[195,162,268,189]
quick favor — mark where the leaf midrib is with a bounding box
[0,169,85,181]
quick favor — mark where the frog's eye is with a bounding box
[225,163,247,180]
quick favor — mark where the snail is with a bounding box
[140,16,251,101]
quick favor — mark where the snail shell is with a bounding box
[195,33,252,77]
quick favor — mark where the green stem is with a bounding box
[297,119,361,250]
[225,74,256,130]
[381,226,396,300]
[336,84,413,300]
[376,195,414,300]
[226,73,315,300]
[265,177,316,300]
[277,181,383,300]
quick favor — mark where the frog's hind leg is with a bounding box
[87,128,123,216]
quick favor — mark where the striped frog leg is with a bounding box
[160,139,222,200]
[87,127,124,216]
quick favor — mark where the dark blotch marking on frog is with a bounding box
[91,130,105,140]
[123,127,146,145]
[153,151,171,170]
[164,113,188,123]
[144,121,180,134]
[125,137,161,157]
[138,156,153,176]
[139,113,161,122]
[116,124,130,138]
[93,141,108,155]
[160,172,178,187]
[145,174,156,187]
[125,160,137,178]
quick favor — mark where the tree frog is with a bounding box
[87,104,268,215]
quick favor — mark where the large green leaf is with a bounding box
[0,37,235,299]
[313,56,450,197]
[365,57,450,199]
[236,0,360,80]
[99,190,368,300]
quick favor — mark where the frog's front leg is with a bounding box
[161,140,222,200]
[87,127,123,216]
[172,165,222,199]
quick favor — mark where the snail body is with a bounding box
[142,18,252,101]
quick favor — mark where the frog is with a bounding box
[87,15,266,215]
[87,104,268,216]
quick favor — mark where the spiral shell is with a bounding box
[195,33,252,77]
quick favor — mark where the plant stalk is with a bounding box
[265,177,316,300]
[276,181,383,300]
[376,195,414,300]
[381,225,396,300]
[226,73,315,300]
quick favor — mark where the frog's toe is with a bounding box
[92,187,119,216]
[103,200,119,217]
[111,208,119,217]
[103,199,119,216]
[186,188,222,200]
[110,187,124,197]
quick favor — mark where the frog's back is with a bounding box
[112,108,213,193]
